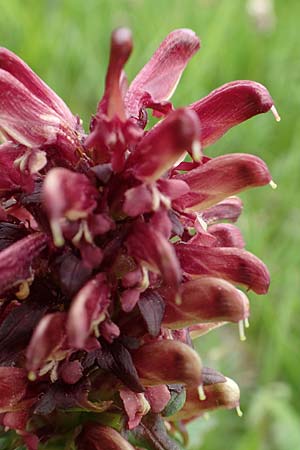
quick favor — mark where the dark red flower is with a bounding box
[0,27,278,449]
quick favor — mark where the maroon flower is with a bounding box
[0,28,278,449]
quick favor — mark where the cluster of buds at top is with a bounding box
[0,28,279,450]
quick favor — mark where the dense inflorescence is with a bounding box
[0,28,279,450]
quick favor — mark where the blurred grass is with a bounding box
[0,0,299,449]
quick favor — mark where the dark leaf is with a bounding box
[0,222,28,251]
[138,290,165,337]
[0,283,53,365]
[98,340,144,393]
[51,251,92,298]
[34,379,90,415]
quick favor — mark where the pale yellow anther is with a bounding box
[244,317,250,328]
[198,384,206,401]
[192,139,201,162]
[269,180,277,190]
[28,371,37,382]
[197,214,208,231]
[175,293,182,305]
[238,320,246,341]
[51,220,65,247]
[236,405,243,417]
[140,265,150,291]
[16,281,30,300]
[271,105,281,122]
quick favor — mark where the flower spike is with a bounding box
[0,28,275,449]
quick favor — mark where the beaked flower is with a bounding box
[0,27,279,450]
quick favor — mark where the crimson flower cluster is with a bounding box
[0,28,278,450]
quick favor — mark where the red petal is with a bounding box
[174,153,271,211]
[132,340,202,386]
[157,179,189,200]
[43,167,98,246]
[170,376,240,421]
[208,223,245,248]
[67,274,110,348]
[126,29,200,118]
[119,388,149,429]
[123,183,154,217]
[26,312,67,373]
[120,288,140,312]
[162,277,249,329]
[0,47,76,127]
[145,385,171,413]
[176,244,270,294]
[201,196,243,225]
[189,80,275,147]
[126,108,201,182]
[0,232,48,295]
[126,222,181,287]
[0,69,66,147]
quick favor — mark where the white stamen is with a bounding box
[236,405,243,417]
[50,362,59,383]
[94,324,100,338]
[72,224,84,245]
[238,320,246,341]
[152,186,161,211]
[271,105,281,122]
[244,317,250,328]
[83,220,94,244]
[269,180,277,189]
[159,192,171,209]
[164,421,172,431]
[192,140,201,162]
[198,384,206,401]
[197,214,208,231]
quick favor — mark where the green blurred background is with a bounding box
[0,0,299,449]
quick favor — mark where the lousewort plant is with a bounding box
[0,28,279,450]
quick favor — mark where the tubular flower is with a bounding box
[0,28,278,450]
